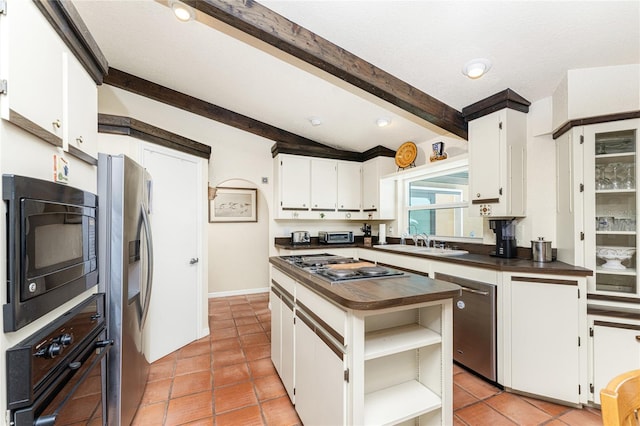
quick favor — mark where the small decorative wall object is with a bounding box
[53,154,69,183]
[430,141,448,162]
[209,187,257,222]
[395,141,417,170]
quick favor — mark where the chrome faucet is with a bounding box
[415,233,430,247]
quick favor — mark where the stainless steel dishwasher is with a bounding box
[435,272,497,382]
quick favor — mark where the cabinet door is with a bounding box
[280,155,311,209]
[295,315,345,426]
[592,322,640,404]
[2,0,65,144]
[65,53,98,157]
[361,160,378,211]
[510,278,581,403]
[281,298,295,402]
[311,159,337,210]
[337,161,361,211]
[469,111,501,202]
[270,289,282,374]
[583,119,639,297]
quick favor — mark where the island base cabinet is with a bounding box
[294,317,346,426]
[357,302,452,426]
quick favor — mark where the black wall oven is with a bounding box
[6,294,111,425]
[3,175,99,331]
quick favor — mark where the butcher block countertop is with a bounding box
[269,256,461,311]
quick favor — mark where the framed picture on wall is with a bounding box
[209,187,257,223]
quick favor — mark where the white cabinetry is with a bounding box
[310,158,337,210]
[295,305,346,426]
[361,156,396,219]
[65,54,98,158]
[276,154,311,213]
[468,108,527,217]
[270,268,296,401]
[1,0,65,145]
[274,154,372,219]
[589,317,640,404]
[557,119,639,297]
[508,275,586,404]
[337,160,361,211]
[0,0,98,159]
[585,120,638,297]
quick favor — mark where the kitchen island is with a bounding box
[269,255,460,426]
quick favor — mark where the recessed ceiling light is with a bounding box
[169,0,195,22]
[462,58,492,79]
[309,117,322,126]
[376,118,391,127]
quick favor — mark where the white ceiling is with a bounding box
[73,0,640,153]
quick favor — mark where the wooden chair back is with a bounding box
[601,369,640,426]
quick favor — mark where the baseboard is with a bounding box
[208,287,269,299]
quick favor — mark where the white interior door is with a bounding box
[142,145,201,362]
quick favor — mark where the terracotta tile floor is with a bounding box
[133,293,603,425]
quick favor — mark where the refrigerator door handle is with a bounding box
[140,203,154,330]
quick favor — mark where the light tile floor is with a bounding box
[133,293,603,425]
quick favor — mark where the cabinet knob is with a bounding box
[52,119,61,129]
[476,193,481,198]
[636,335,640,342]
[76,136,83,144]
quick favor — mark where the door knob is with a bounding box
[189,258,199,265]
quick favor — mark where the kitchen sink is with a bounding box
[374,244,469,256]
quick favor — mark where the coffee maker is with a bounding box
[489,219,517,258]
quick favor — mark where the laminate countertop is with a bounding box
[269,256,461,311]
[274,242,593,277]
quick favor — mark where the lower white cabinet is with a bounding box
[281,297,295,401]
[509,275,585,404]
[589,318,640,405]
[295,309,346,426]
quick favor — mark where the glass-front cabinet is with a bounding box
[584,120,638,297]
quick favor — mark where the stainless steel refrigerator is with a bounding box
[98,153,154,426]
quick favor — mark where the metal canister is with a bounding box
[531,237,553,262]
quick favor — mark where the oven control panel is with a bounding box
[6,294,105,410]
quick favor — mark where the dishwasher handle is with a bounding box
[460,286,490,296]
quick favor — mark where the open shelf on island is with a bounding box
[364,323,441,361]
[364,380,441,426]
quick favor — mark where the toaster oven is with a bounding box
[318,231,354,244]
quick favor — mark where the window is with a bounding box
[402,161,483,241]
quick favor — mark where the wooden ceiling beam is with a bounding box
[186,0,468,140]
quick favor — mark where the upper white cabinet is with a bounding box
[361,156,396,219]
[557,119,639,298]
[0,0,100,160]
[277,154,311,211]
[337,161,361,211]
[274,153,387,219]
[585,120,638,297]
[65,53,98,158]
[463,90,528,217]
[1,0,65,145]
[311,158,337,210]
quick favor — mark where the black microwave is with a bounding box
[3,175,98,332]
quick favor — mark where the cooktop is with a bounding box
[281,254,405,283]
